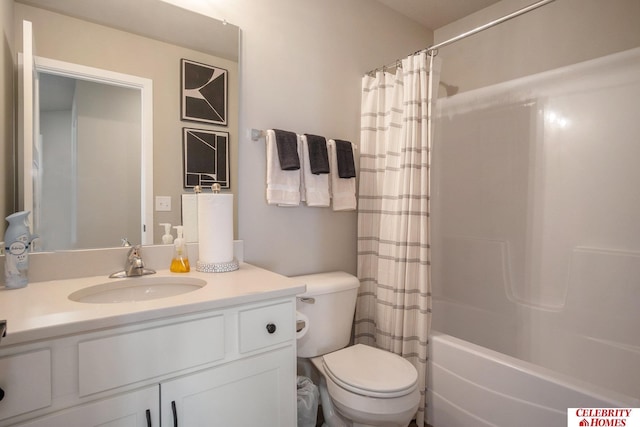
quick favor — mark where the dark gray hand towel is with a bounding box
[335,139,356,178]
[304,134,330,175]
[273,129,300,170]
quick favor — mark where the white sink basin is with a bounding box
[68,276,207,304]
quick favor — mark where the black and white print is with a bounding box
[181,59,228,125]
[183,128,230,189]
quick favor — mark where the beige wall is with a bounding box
[13,3,239,244]
[164,0,433,276]
[1,0,15,237]
[235,0,431,276]
[434,0,640,95]
[7,0,430,275]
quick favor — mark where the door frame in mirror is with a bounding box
[27,55,154,246]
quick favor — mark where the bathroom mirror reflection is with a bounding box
[34,59,151,251]
[13,0,239,251]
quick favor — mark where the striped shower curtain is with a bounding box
[354,52,440,426]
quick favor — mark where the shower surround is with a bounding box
[429,47,640,425]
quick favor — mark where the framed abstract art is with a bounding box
[181,59,228,126]
[182,127,230,189]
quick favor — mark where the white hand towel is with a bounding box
[300,135,330,207]
[266,129,300,206]
[328,139,357,211]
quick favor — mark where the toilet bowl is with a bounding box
[313,344,420,427]
[294,272,421,427]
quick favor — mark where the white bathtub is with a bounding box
[427,332,640,427]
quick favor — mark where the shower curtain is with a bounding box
[354,52,440,426]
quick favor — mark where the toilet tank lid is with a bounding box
[291,271,360,297]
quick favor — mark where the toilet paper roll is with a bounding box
[197,193,234,264]
[296,311,309,340]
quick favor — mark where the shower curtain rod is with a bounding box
[426,0,556,53]
[367,0,556,74]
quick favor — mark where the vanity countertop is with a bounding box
[0,263,306,347]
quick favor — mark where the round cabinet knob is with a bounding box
[266,323,277,334]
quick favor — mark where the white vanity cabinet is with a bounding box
[162,346,294,425]
[14,387,158,427]
[0,297,297,427]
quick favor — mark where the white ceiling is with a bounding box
[375,0,502,30]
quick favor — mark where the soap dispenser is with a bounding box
[160,223,174,244]
[170,225,190,273]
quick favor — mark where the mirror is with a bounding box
[13,0,239,250]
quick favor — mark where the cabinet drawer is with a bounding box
[238,301,294,353]
[0,349,51,420]
[79,314,224,396]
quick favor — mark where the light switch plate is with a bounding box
[155,196,172,212]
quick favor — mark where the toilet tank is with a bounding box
[294,271,360,358]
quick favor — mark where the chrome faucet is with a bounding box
[109,245,156,278]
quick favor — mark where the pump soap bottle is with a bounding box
[4,211,32,289]
[160,223,174,244]
[170,225,190,273]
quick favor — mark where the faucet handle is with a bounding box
[125,245,145,276]
[127,245,142,261]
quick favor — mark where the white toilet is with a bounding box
[295,271,420,427]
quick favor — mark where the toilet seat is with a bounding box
[322,344,418,398]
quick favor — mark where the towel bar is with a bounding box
[251,128,264,141]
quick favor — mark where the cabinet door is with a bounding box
[162,346,296,427]
[15,386,158,427]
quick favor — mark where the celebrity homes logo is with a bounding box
[568,408,640,427]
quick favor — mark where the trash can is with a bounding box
[297,375,319,427]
